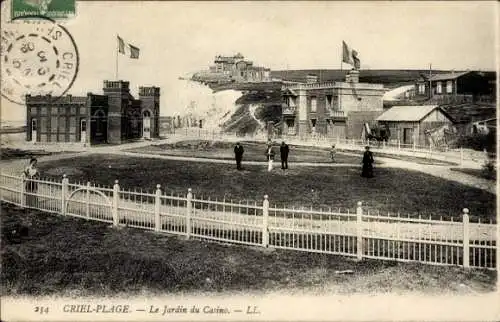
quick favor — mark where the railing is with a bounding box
[329,110,345,118]
[1,172,496,270]
[282,105,296,115]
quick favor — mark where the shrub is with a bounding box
[481,159,496,180]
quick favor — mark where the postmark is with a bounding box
[11,0,76,20]
[1,15,79,105]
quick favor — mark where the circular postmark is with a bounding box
[1,15,79,105]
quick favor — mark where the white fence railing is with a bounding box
[0,173,496,270]
[165,128,489,167]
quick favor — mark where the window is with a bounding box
[286,119,295,135]
[41,107,47,115]
[311,119,317,133]
[51,107,58,115]
[30,107,37,115]
[418,84,425,94]
[69,117,76,133]
[446,81,453,93]
[58,117,67,132]
[288,96,296,107]
[436,82,442,94]
[310,97,317,113]
[51,117,58,132]
[326,95,333,109]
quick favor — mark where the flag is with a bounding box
[342,41,360,69]
[117,36,125,54]
[129,44,140,59]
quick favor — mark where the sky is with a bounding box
[1,1,497,121]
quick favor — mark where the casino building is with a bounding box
[25,80,160,145]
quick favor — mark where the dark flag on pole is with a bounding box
[342,41,361,70]
[117,36,125,54]
[129,44,140,59]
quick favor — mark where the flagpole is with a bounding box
[115,34,119,80]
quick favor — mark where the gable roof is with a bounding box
[429,71,470,81]
[376,105,452,122]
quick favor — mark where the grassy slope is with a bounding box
[1,203,496,297]
[36,154,496,220]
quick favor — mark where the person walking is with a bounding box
[330,144,336,162]
[233,142,244,170]
[280,141,289,170]
[361,146,374,178]
[265,143,275,172]
[23,157,40,207]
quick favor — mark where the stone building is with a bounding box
[25,80,160,145]
[281,70,385,139]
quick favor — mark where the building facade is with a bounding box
[208,53,271,82]
[26,80,160,145]
[413,71,496,104]
[281,70,385,139]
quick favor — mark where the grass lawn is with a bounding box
[1,202,496,297]
[126,140,374,164]
[0,148,53,160]
[450,167,496,181]
[36,154,496,221]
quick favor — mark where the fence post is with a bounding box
[429,143,432,159]
[112,180,119,227]
[86,181,91,219]
[356,201,363,260]
[460,147,464,167]
[397,139,401,151]
[262,195,269,248]
[412,140,416,152]
[462,208,470,268]
[186,188,192,239]
[154,184,161,232]
[20,174,26,208]
[61,174,68,215]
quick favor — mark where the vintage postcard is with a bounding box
[0,0,498,321]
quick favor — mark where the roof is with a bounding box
[429,71,470,81]
[376,105,447,122]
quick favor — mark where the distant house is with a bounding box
[414,71,496,104]
[376,105,454,146]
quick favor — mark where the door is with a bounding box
[31,119,37,143]
[403,128,413,145]
[143,110,151,139]
[80,119,87,143]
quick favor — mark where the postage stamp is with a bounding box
[11,0,76,20]
[1,15,79,105]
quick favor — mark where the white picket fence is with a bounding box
[0,172,496,269]
[168,128,489,167]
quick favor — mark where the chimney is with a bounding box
[306,74,318,83]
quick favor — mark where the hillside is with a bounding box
[271,69,459,88]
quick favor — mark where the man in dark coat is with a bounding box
[280,141,289,170]
[234,142,244,170]
[361,146,374,178]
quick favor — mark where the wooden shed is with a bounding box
[376,105,454,146]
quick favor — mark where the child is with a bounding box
[330,145,336,162]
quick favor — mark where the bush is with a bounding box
[481,160,496,180]
[455,131,496,152]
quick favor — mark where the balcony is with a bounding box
[282,104,296,115]
[329,110,345,118]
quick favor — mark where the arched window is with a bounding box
[143,110,151,118]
